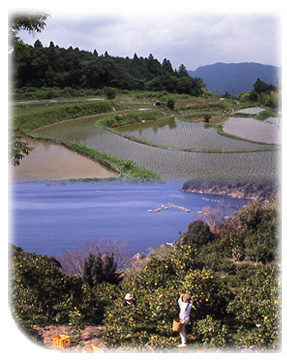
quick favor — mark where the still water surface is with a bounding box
[117,117,266,150]
[37,117,278,181]
[10,137,118,181]
[223,117,279,144]
[10,181,246,257]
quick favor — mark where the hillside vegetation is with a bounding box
[12,41,203,96]
[10,198,280,351]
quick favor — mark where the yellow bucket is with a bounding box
[173,318,184,332]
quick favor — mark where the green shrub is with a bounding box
[104,86,117,99]
[102,242,230,348]
[193,315,229,346]
[10,245,82,328]
[203,114,211,123]
[165,96,175,110]
[227,264,280,349]
[82,252,123,286]
[232,201,279,263]
[181,220,215,248]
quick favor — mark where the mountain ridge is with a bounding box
[188,62,280,96]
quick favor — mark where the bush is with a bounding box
[180,268,231,320]
[231,201,279,263]
[181,220,215,248]
[193,315,229,346]
[10,194,280,350]
[165,96,175,110]
[102,242,230,348]
[10,245,82,328]
[82,252,123,286]
[104,86,117,99]
[203,114,211,123]
[227,264,280,349]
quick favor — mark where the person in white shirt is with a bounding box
[177,293,193,347]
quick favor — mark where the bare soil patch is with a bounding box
[35,325,106,352]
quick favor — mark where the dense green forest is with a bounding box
[12,40,204,95]
[10,197,280,351]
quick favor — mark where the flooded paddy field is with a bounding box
[116,117,273,150]
[236,107,266,115]
[37,117,278,181]
[223,117,280,144]
[10,137,119,182]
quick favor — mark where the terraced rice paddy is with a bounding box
[223,117,280,144]
[236,107,266,115]
[116,117,273,150]
[11,137,119,181]
[37,116,278,181]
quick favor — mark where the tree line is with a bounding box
[12,40,204,95]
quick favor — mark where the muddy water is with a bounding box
[117,117,266,150]
[37,118,278,181]
[10,137,118,181]
[223,117,280,144]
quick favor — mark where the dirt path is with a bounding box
[35,325,107,352]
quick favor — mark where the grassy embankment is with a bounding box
[232,107,278,120]
[12,100,161,181]
[95,95,277,151]
[12,89,277,180]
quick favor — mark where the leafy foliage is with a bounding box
[82,252,123,286]
[249,78,279,109]
[10,246,82,328]
[10,199,280,350]
[9,132,33,166]
[230,201,278,263]
[9,12,49,56]
[12,42,204,95]
[227,264,280,348]
[181,220,215,248]
[193,315,229,346]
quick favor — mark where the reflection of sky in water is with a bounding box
[264,117,280,125]
[37,114,278,181]
[117,117,267,150]
[237,107,265,115]
[223,117,279,144]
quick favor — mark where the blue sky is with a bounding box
[16,11,281,71]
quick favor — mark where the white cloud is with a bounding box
[17,12,280,70]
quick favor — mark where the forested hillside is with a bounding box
[188,62,279,96]
[12,40,204,95]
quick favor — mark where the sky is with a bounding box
[15,10,281,71]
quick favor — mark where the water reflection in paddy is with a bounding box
[117,117,267,150]
[11,137,118,181]
[37,117,278,181]
[223,117,280,144]
[236,107,265,115]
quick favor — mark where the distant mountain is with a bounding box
[188,62,280,96]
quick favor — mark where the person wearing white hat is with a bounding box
[123,293,136,307]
